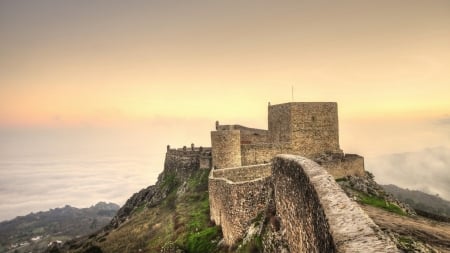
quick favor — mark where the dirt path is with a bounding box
[361,204,450,252]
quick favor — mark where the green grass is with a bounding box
[187,169,210,192]
[335,177,348,182]
[187,197,210,230]
[175,169,223,253]
[186,226,221,253]
[237,235,263,253]
[359,194,406,215]
[177,192,222,253]
[161,172,179,191]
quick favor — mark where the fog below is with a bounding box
[0,152,162,222]
[0,115,449,221]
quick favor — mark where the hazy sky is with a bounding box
[0,0,449,217]
[1,0,449,126]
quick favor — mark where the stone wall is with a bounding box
[268,102,342,158]
[240,143,292,166]
[272,155,399,252]
[208,164,272,245]
[199,155,211,169]
[268,103,292,143]
[239,128,268,145]
[212,164,271,182]
[216,124,268,144]
[211,130,241,169]
[163,147,212,180]
[240,144,276,165]
[319,154,365,179]
[290,102,341,157]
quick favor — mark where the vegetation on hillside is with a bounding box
[65,169,228,253]
[358,192,405,216]
[0,202,119,253]
[383,184,450,219]
[336,174,410,216]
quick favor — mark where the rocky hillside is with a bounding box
[60,154,224,253]
[0,202,119,253]
[48,160,450,253]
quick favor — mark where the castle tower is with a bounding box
[268,102,342,158]
[211,130,241,169]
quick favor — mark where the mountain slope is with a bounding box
[63,157,224,253]
[382,184,450,219]
[0,202,119,253]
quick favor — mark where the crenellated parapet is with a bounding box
[165,144,212,170]
[166,143,211,154]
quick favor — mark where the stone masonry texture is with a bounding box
[211,130,241,169]
[208,164,272,245]
[272,155,399,252]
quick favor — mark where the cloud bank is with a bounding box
[367,146,450,201]
[0,153,161,222]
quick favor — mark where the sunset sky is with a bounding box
[1,0,449,125]
[0,0,449,219]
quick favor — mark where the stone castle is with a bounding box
[211,102,364,178]
[166,102,399,252]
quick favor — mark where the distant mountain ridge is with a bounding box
[0,202,119,253]
[382,184,450,219]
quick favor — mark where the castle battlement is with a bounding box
[166,144,211,154]
[165,144,212,170]
[210,102,361,177]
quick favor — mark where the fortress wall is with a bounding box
[216,124,268,144]
[272,155,399,253]
[211,130,241,169]
[289,103,341,157]
[268,103,292,143]
[209,165,271,245]
[239,128,268,144]
[164,146,211,169]
[319,154,365,179]
[212,164,271,182]
[240,143,292,166]
[163,151,201,181]
[199,155,212,169]
[166,147,211,155]
[240,144,276,166]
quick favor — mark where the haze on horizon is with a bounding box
[0,0,449,220]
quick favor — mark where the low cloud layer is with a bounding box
[0,153,162,221]
[0,121,213,222]
[1,115,449,221]
[367,146,450,200]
